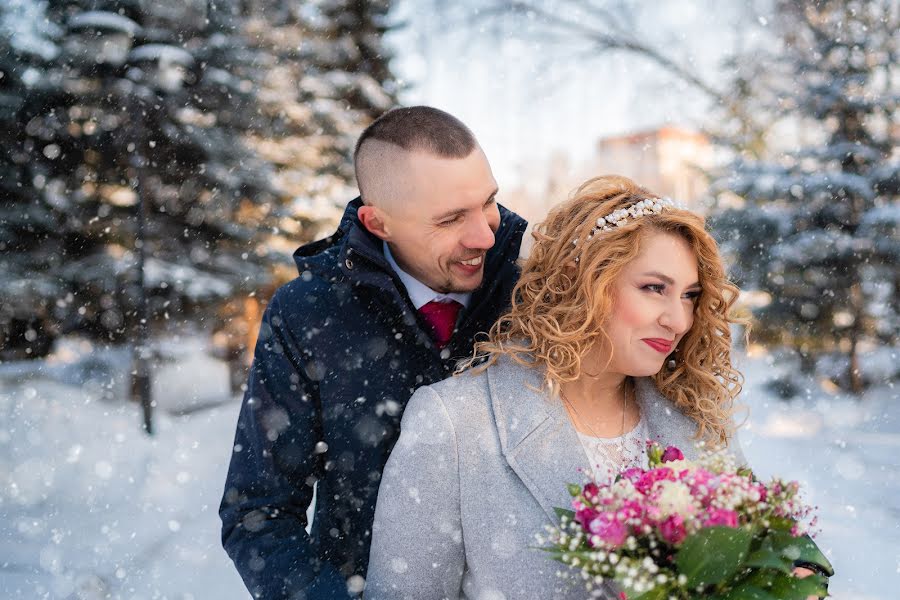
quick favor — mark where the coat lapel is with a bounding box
[634,377,702,460]
[487,358,707,522]
[487,356,591,522]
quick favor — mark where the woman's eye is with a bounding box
[684,290,702,301]
[643,284,665,294]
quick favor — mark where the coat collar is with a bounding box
[486,354,700,522]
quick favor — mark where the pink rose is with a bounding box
[575,506,599,529]
[634,467,675,495]
[582,482,600,502]
[618,499,644,522]
[661,446,685,463]
[659,514,687,545]
[644,504,663,523]
[589,513,629,548]
[704,508,739,528]
[620,467,644,484]
[686,468,715,501]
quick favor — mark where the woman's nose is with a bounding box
[659,299,692,334]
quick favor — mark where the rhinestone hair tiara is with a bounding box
[572,196,685,263]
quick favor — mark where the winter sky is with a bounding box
[389,0,769,185]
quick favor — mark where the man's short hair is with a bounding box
[354,106,477,163]
[354,106,480,207]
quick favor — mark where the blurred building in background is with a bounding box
[503,125,715,247]
[589,126,713,208]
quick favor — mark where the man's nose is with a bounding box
[461,212,496,250]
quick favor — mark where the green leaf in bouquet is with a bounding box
[715,581,780,600]
[766,516,796,532]
[741,570,829,599]
[676,526,753,588]
[554,507,576,522]
[743,548,794,574]
[773,572,829,599]
[567,483,582,497]
[736,466,756,480]
[770,572,828,598]
[766,531,835,577]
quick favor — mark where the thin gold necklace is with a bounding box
[560,381,629,440]
[562,382,631,471]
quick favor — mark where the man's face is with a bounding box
[380,148,500,294]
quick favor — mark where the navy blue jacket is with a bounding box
[220,198,526,599]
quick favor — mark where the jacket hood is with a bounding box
[292,197,364,262]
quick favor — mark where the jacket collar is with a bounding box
[291,197,527,357]
[382,241,471,309]
[486,354,699,522]
[292,197,526,292]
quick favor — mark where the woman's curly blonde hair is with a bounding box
[469,175,745,446]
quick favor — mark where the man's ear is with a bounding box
[357,204,391,241]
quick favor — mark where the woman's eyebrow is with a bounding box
[640,271,674,284]
[640,271,701,288]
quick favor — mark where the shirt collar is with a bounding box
[383,241,471,310]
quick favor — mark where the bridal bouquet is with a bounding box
[540,443,834,599]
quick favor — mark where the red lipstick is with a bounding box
[642,338,673,353]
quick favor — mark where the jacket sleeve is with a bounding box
[728,413,749,468]
[219,289,350,599]
[365,385,465,600]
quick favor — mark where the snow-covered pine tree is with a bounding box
[0,0,278,355]
[234,0,395,243]
[0,0,65,357]
[204,0,398,385]
[711,0,899,392]
[0,0,398,358]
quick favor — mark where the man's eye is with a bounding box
[439,216,460,227]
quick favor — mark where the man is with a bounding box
[219,106,527,599]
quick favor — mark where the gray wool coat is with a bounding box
[365,354,745,600]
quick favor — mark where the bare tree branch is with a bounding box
[494,1,726,100]
[420,0,776,152]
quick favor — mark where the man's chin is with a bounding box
[452,270,486,294]
[435,282,481,295]
[436,262,481,293]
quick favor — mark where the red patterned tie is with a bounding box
[418,300,462,349]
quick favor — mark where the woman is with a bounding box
[365,175,746,599]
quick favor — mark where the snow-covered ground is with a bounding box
[0,338,897,599]
[736,346,900,599]
[0,337,247,600]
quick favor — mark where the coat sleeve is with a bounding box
[728,412,749,468]
[365,385,465,600]
[729,429,748,468]
[219,289,350,599]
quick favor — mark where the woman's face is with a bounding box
[600,230,701,377]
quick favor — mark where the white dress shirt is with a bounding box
[383,242,471,310]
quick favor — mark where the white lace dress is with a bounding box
[576,417,650,484]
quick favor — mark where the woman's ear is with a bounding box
[357,204,390,241]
